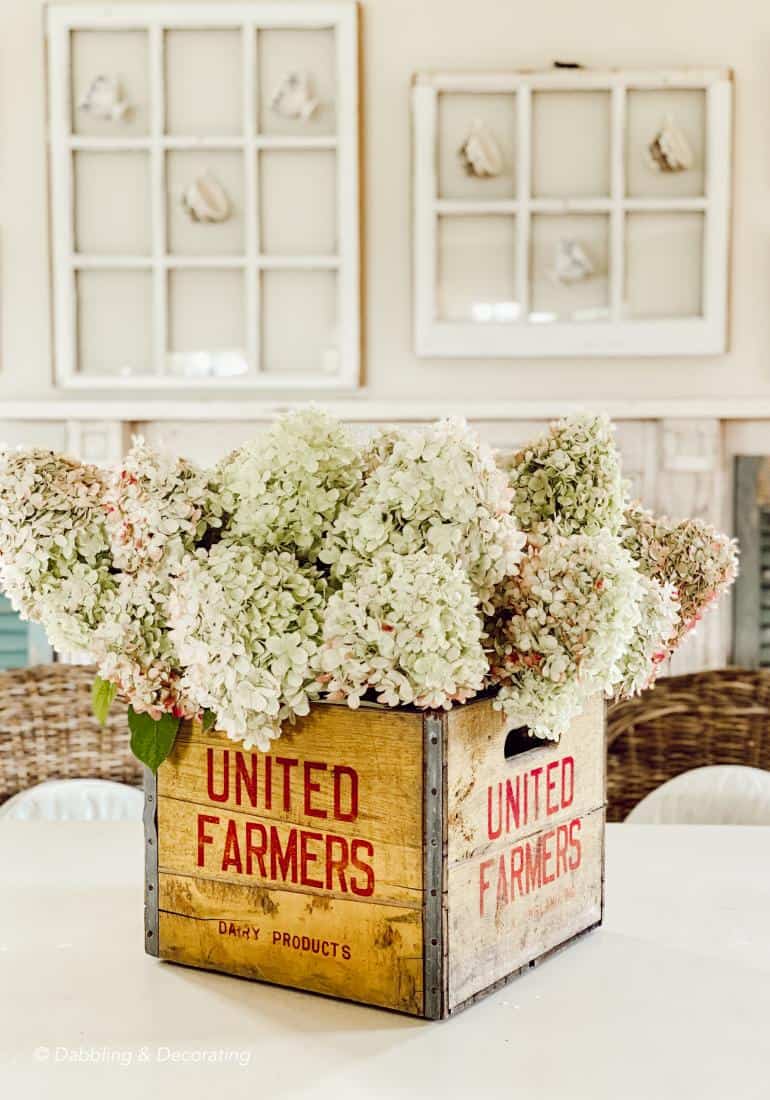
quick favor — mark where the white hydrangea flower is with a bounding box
[220,408,364,561]
[104,438,227,573]
[610,574,680,700]
[500,414,628,538]
[316,551,487,711]
[168,543,326,750]
[0,448,116,656]
[622,503,739,648]
[92,568,195,720]
[320,419,526,609]
[487,532,643,738]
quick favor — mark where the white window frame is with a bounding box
[412,68,732,359]
[47,3,361,390]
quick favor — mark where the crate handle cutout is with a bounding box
[503,725,553,760]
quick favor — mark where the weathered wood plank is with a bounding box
[159,707,424,848]
[158,872,424,1015]
[447,806,605,1009]
[734,456,764,667]
[157,794,423,907]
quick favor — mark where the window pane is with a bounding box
[530,215,610,323]
[77,270,153,376]
[438,93,516,199]
[165,30,242,136]
[437,216,518,322]
[532,92,610,198]
[261,270,337,373]
[625,212,703,318]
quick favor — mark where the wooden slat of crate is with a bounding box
[157,873,424,1015]
[159,707,423,845]
[156,795,423,907]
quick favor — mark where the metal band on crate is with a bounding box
[143,766,159,958]
[423,713,444,1020]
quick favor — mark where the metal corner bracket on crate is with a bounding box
[143,695,606,1019]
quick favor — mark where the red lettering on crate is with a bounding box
[196,747,373,895]
[195,812,377,896]
[205,748,360,822]
[487,754,577,840]
[270,930,352,960]
[479,817,583,916]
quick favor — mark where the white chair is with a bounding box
[627,766,770,825]
[0,778,143,822]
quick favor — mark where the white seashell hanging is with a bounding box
[181,173,232,224]
[647,115,694,173]
[551,238,594,285]
[78,75,130,122]
[270,71,319,121]
[458,120,504,178]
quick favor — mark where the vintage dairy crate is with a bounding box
[144,694,605,1018]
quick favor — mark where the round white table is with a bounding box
[0,823,768,1099]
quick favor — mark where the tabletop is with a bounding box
[0,822,769,1100]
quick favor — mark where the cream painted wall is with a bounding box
[1,0,770,406]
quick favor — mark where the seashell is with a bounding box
[78,75,130,122]
[551,238,594,285]
[181,173,231,224]
[270,71,319,121]
[647,115,693,173]
[458,120,503,178]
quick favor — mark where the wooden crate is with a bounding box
[144,694,605,1018]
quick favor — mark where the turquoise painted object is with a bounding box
[0,596,53,668]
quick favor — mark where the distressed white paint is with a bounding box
[413,68,732,358]
[46,3,361,390]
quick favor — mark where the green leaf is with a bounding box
[202,709,217,733]
[91,676,118,726]
[128,707,180,773]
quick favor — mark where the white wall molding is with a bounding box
[6,398,770,422]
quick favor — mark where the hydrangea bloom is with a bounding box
[168,543,326,750]
[0,448,115,655]
[94,569,193,720]
[104,438,227,572]
[500,414,628,537]
[316,551,487,710]
[0,416,740,754]
[609,574,679,700]
[321,419,526,608]
[486,532,642,738]
[220,408,363,562]
[622,504,739,646]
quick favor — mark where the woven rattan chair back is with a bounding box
[0,664,140,804]
[606,669,770,821]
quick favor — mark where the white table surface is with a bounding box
[0,823,769,1100]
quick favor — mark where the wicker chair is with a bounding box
[606,669,770,821]
[0,664,141,804]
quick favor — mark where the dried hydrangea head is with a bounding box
[220,408,364,562]
[94,569,194,721]
[320,418,526,609]
[0,448,115,655]
[500,414,628,538]
[104,438,227,573]
[621,504,739,647]
[609,574,680,700]
[486,531,643,738]
[168,542,326,750]
[316,550,487,711]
